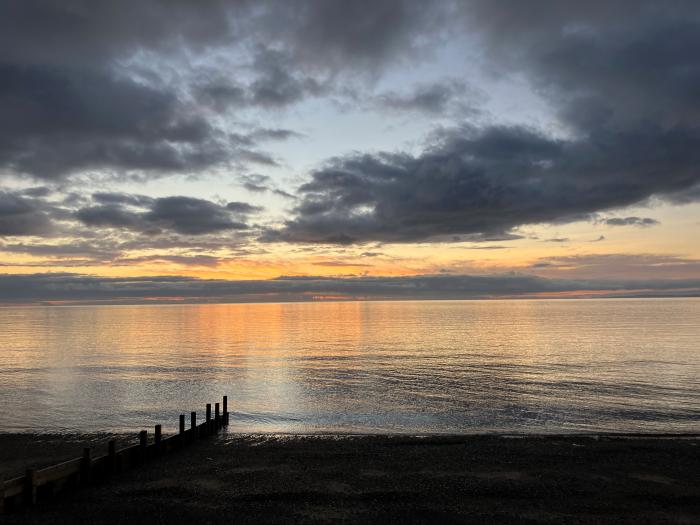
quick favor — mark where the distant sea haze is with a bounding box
[0,299,698,434]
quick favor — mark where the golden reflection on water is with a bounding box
[0,299,699,434]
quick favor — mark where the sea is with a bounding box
[0,298,698,435]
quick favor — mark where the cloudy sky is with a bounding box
[1,0,700,303]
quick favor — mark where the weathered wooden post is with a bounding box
[108,439,117,474]
[82,448,92,486]
[223,395,228,426]
[215,402,220,430]
[179,414,185,438]
[155,424,162,455]
[191,411,197,440]
[206,403,212,436]
[24,469,37,506]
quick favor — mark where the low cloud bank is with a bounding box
[1,272,698,304]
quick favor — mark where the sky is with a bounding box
[1,0,700,303]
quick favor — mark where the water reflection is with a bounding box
[0,299,698,434]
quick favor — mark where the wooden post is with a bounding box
[82,448,92,486]
[206,403,211,436]
[108,439,116,474]
[215,402,220,430]
[24,469,37,506]
[155,424,162,454]
[179,414,185,436]
[191,411,197,440]
[223,395,228,426]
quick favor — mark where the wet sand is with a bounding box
[2,433,699,524]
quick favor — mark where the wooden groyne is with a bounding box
[0,396,229,514]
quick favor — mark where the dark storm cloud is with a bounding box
[1,272,698,304]
[0,0,240,66]
[0,63,228,179]
[76,196,254,235]
[601,217,660,227]
[272,1,700,244]
[1,0,446,181]
[3,0,700,245]
[262,0,448,73]
[272,124,698,243]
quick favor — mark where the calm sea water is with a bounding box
[0,299,698,434]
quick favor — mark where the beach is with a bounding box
[2,433,699,523]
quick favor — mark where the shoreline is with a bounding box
[2,431,699,479]
[2,432,699,523]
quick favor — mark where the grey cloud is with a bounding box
[92,192,155,207]
[0,240,119,262]
[250,47,329,107]
[375,80,479,115]
[194,81,248,111]
[238,174,296,199]
[249,128,304,142]
[76,204,144,231]
[271,3,700,243]
[3,1,446,181]
[273,123,698,243]
[264,0,449,74]
[113,254,222,268]
[77,196,251,235]
[22,186,53,198]
[145,197,248,235]
[530,253,700,280]
[1,271,698,304]
[311,261,373,267]
[463,245,509,250]
[0,191,56,236]
[544,237,569,243]
[239,174,272,193]
[601,216,660,227]
[0,63,228,179]
[0,0,241,66]
[237,150,279,167]
[226,201,264,215]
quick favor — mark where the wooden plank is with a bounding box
[3,476,25,498]
[35,458,82,485]
[206,404,211,436]
[223,396,228,426]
